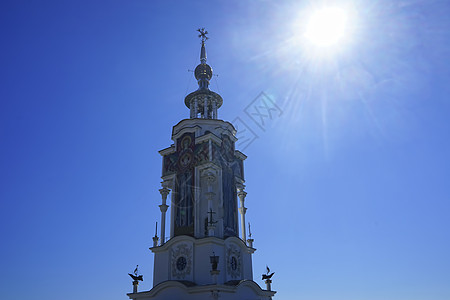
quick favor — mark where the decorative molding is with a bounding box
[160,175,175,190]
[172,125,201,142]
[195,132,222,146]
[159,145,175,156]
[234,150,247,160]
[171,243,193,279]
[127,279,276,299]
[151,236,255,254]
[226,244,242,278]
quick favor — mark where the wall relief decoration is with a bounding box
[226,244,242,278]
[171,243,193,279]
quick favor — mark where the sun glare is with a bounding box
[305,7,348,47]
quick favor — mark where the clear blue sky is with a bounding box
[1,1,450,300]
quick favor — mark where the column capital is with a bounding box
[236,183,246,191]
[237,191,247,199]
[160,180,171,189]
[159,204,169,213]
[159,187,170,206]
[159,187,170,197]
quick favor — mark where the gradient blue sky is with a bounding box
[1,1,450,300]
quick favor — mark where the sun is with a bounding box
[305,7,349,47]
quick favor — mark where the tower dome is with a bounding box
[194,63,212,83]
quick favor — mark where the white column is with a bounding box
[212,100,217,119]
[132,280,139,294]
[265,279,272,291]
[193,98,198,118]
[190,100,195,118]
[159,187,170,245]
[203,96,208,119]
[237,190,247,243]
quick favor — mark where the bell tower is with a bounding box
[127,29,276,300]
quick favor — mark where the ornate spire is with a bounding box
[194,28,212,90]
[185,28,223,119]
[198,28,208,64]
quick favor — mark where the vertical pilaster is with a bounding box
[159,187,170,245]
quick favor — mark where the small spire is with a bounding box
[194,28,212,90]
[152,221,159,247]
[197,28,208,64]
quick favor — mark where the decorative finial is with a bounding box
[129,265,143,281]
[208,208,217,226]
[248,222,252,238]
[152,222,159,247]
[262,265,275,291]
[197,28,208,64]
[197,28,209,42]
[128,265,143,293]
[262,265,275,280]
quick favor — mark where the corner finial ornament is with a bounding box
[129,265,143,281]
[128,265,143,294]
[262,265,275,291]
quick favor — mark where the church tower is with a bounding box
[127,29,276,300]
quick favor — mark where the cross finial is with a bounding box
[197,28,209,42]
[208,208,217,226]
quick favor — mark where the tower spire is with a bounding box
[194,28,212,90]
[197,28,208,64]
[185,28,223,119]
